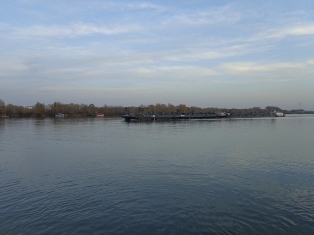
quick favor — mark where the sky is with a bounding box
[0,0,314,110]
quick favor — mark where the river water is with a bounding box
[1,115,314,234]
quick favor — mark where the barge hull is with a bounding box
[121,113,230,121]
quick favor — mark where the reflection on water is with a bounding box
[1,115,314,234]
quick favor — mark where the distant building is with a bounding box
[25,106,34,109]
[253,107,261,109]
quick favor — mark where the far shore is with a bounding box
[1,101,313,119]
[1,113,313,120]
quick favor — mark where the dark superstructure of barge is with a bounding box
[121,112,230,121]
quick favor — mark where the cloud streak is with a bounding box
[95,1,168,11]
[162,5,240,26]
[10,23,141,38]
[220,62,306,73]
[249,24,314,42]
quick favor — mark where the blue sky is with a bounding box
[1,0,314,110]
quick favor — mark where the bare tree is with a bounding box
[0,99,5,115]
[0,99,4,107]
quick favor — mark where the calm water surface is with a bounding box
[1,115,314,234]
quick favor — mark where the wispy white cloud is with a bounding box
[162,5,240,26]
[38,86,146,93]
[17,1,168,17]
[0,60,29,71]
[220,62,305,73]
[12,22,141,38]
[125,66,218,83]
[95,1,167,11]
[250,24,314,41]
[0,23,9,30]
[214,61,314,85]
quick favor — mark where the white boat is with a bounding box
[270,111,285,117]
[55,113,64,117]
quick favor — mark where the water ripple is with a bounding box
[1,116,314,234]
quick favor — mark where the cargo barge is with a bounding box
[121,112,230,121]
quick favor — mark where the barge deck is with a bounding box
[121,112,230,121]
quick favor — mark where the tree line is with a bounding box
[0,100,125,117]
[1,99,308,117]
